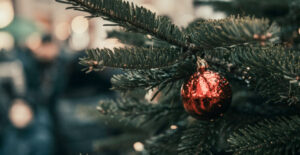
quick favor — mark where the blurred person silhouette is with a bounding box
[17,34,67,114]
[0,71,54,155]
[18,33,112,116]
[2,11,116,154]
[16,32,116,154]
[0,98,54,155]
[15,34,67,154]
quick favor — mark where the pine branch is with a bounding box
[111,56,196,90]
[145,129,182,155]
[93,133,148,152]
[146,118,237,155]
[186,16,280,50]
[55,0,188,49]
[178,120,220,155]
[195,0,300,49]
[203,46,300,105]
[231,46,300,105]
[107,30,148,47]
[97,97,185,128]
[107,30,171,47]
[79,47,183,72]
[57,0,281,54]
[228,116,300,155]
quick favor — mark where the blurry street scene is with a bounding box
[0,0,225,154]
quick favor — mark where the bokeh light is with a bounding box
[55,22,71,41]
[0,31,14,51]
[133,142,144,152]
[170,125,178,130]
[69,32,90,51]
[9,99,33,129]
[195,5,226,19]
[71,16,89,34]
[0,0,14,29]
[26,32,42,51]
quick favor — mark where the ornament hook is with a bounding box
[196,56,208,72]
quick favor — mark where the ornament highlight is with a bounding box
[181,66,232,120]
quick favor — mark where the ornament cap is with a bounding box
[196,56,208,72]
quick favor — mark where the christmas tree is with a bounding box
[56,0,300,154]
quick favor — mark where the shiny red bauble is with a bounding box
[181,68,232,120]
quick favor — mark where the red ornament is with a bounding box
[181,67,232,120]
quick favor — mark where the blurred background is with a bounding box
[0,0,227,154]
[1,0,300,154]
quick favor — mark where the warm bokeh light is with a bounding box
[71,16,89,34]
[94,38,124,50]
[170,125,178,130]
[9,99,34,129]
[55,22,71,40]
[69,32,90,51]
[26,32,42,50]
[32,42,59,62]
[146,34,152,39]
[0,31,14,51]
[133,142,144,152]
[145,87,161,104]
[0,0,14,29]
[195,5,226,19]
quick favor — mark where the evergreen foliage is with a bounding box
[97,97,185,128]
[57,0,300,154]
[177,121,218,155]
[110,56,195,90]
[145,129,182,155]
[80,47,183,71]
[228,116,300,155]
[107,30,171,47]
[205,46,300,105]
[56,0,188,49]
[185,16,280,49]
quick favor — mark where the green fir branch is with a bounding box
[178,121,220,155]
[203,46,300,105]
[107,30,148,47]
[228,116,300,155]
[186,16,280,50]
[110,56,196,90]
[97,97,185,128]
[145,129,182,155]
[107,30,171,47]
[230,46,300,105]
[55,0,188,49]
[57,0,281,54]
[79,47,183,72]
[57,0,279,54]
